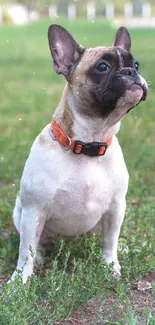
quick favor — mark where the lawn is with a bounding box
[0,19,155,324]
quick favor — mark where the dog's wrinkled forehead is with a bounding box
[74,46,133,77]
[80,47,110,65]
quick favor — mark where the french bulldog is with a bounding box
[10,25,147,283]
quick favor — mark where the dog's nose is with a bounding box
[120,67,138,78]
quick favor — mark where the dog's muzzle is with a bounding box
[119,67,148,102]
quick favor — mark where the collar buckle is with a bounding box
[73,140,108,157]
[61,134,72,151]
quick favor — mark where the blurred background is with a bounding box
[0,0,155,284]
[0,0,155,26]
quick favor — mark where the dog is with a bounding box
[9,24,148,283]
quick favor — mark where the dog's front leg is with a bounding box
[102,198,126,275]
[10,206,46,283]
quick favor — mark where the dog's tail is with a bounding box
[13,194,22,233]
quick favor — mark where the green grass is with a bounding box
[0,19,155,324]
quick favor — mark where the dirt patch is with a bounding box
[56,271,155,325]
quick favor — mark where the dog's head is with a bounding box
[48,24,148,121]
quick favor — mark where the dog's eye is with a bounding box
[134,61,139,71]
[96,62,109,72]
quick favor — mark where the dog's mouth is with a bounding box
[134,82,148,102]
[140,84,148,102]
[126,82,148,113]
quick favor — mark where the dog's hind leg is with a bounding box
[35,243,44,266]
[35,225,58,266]
[13,194,22,233]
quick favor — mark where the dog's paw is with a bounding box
[113,261,121,277]
[7,270,19,283]
[103,255,121,277]
[8,266,33,284]
[35,244,44,267]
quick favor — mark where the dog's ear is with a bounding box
[112,26,131,52]
[48,24,85,79]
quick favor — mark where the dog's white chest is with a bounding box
[48,159,112,235]
[21,131,128,237]
[21,142,118,236]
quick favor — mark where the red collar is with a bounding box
[51,119,112,157]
